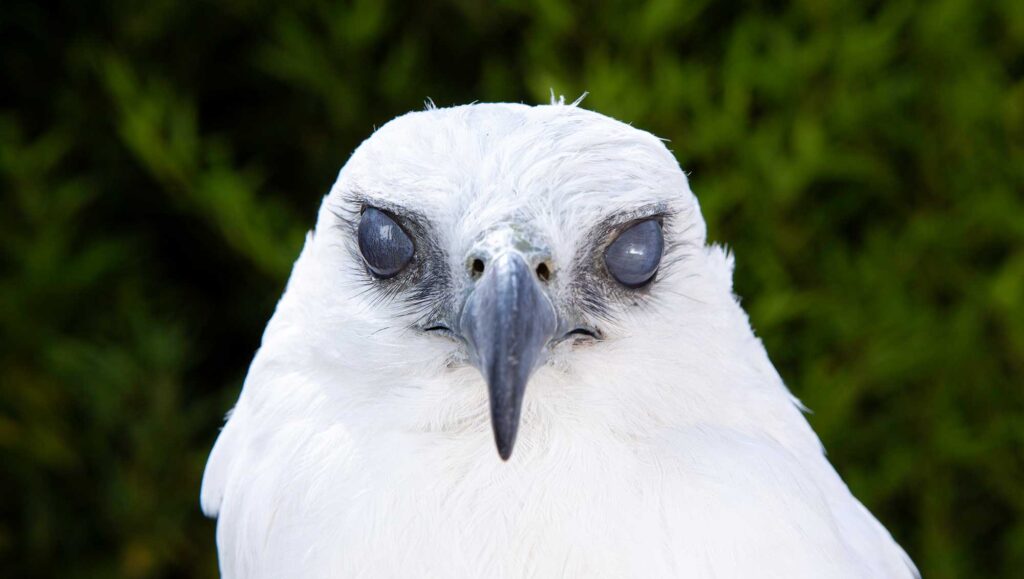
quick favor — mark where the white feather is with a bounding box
[202,103,917,578]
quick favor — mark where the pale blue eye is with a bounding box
[358,207,414,278]
[604,220,663,287]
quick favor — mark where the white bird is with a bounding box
[201,101,918,578]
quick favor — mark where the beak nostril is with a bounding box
[535,262,551,282]
[471,258,486,277]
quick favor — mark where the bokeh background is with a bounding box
[2,0,1022,577]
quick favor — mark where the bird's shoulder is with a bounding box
[649,425,918,578]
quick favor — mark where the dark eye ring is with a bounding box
[604,219,664,288]
[357,207,415,278]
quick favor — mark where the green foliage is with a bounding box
[1,0,1021,576]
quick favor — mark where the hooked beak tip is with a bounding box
[497,443,514,461]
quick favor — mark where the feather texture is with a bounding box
[202,103,917,578]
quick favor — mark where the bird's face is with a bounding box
[280,104,735,461]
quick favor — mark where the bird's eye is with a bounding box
[604,219,664,288]
[357,207,414,278]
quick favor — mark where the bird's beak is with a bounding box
[459,252,557,461]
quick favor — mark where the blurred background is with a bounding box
[1,0,1022,577]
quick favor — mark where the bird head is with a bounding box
[262,103,751,462]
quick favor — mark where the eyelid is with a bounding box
[600,212,668,250]
[359,197,434,235]
[339,190,422,228]
[606,202,668,226]
[615,213,664,232]
[368,203,414,231]
[361,203,403,224]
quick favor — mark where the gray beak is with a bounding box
[459,252,557,460]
